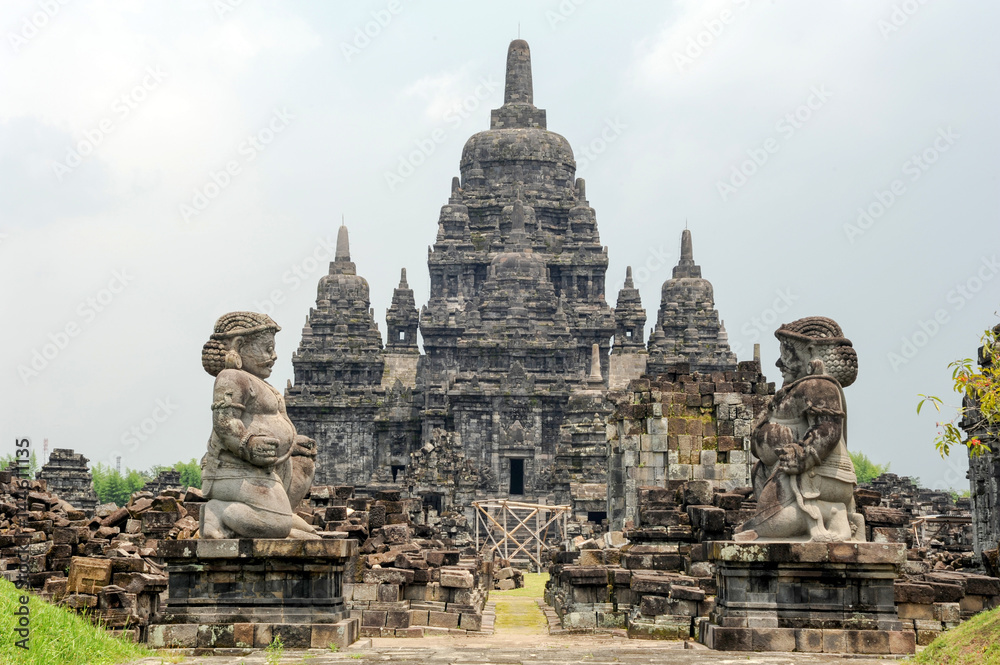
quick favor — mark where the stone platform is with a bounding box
[149,538,359,650]
[698,542,915,655]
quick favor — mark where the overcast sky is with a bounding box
[1,1,997,491]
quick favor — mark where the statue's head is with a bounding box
[202,312,282,379]
[774,316,857,388]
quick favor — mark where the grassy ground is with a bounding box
[490,572,548,598]
[0,578,152,665]
[912,605,1000,664]
[491,572,549,633]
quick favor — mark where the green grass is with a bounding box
[0,578,152,665]
[913,605,1000,664]
[491,572,548,598]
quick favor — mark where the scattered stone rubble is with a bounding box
[547,474,998,647]
[0,469,192,641]
[305,487,492,637]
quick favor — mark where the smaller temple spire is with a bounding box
[504,39,533,105]
[672,228,702,279]
[399,267,408,289]
[624,265,634,289]
[336,222,351,262]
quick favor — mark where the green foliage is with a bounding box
[0,451,40,479]
[265,634,284,665]
[90,463,150,507]
[849,451,890,484]
[148,459,201,490]
[919,326,1000,458]
[91,457,202,506]
[0,578,151,665]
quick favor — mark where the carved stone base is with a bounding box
[150,538,359,650]
[698,541,915,655]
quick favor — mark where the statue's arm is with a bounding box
[212,371,249,452]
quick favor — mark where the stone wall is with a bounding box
[606,365,773,531]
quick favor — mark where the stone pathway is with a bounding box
[127,593,906,664]
[127,632,906,664]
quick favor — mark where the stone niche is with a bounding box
[699,542,915,655]
[150,538,359,650]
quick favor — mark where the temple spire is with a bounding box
[399,267,408,289]
[672,228,702,279]
[336,223,351,262]
[624,266,634,289]
[504,39,533,105]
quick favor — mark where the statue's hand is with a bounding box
[776,443,807,475]
[246,436,280,464]
[293,435,317,457]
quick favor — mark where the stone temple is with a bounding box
[284,40,742,519]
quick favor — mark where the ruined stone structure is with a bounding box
[285,40,743,519]
[965,324,1000,562]
[37,448,99,515]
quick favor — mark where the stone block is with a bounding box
[361,610,386,627]
[459,613,482,631]
[427,611,459,629]
[385,610,410,629]
[311,620,359,650]
[148,624,197,648]
[933,602,960,623]
[822,630,847,653]
[67,557,112,594]
[888,630,916,654]
[752,627,795,652]
[794,628,823,652]
[376,584,400,602]
[846,630,890,654]
[897,603,935,621]
[440,569,474,588]
[409,609,429,626]
[233,623,254,648]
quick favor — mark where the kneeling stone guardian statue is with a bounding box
[736,316,866,543]
[199,312,318,539]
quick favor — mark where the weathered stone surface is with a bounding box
[198,312,317,540]
[736,317,864,543]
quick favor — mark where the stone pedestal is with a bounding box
[699,542,915,655]
[149,538,359,650]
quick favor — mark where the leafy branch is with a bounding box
[918,326,1000,458]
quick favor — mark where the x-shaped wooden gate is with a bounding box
[472,500,570,572]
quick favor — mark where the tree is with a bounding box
[0,450,39,479]
[850,450,890,484]
[919,326,1000,457]
[91,463,153,506]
